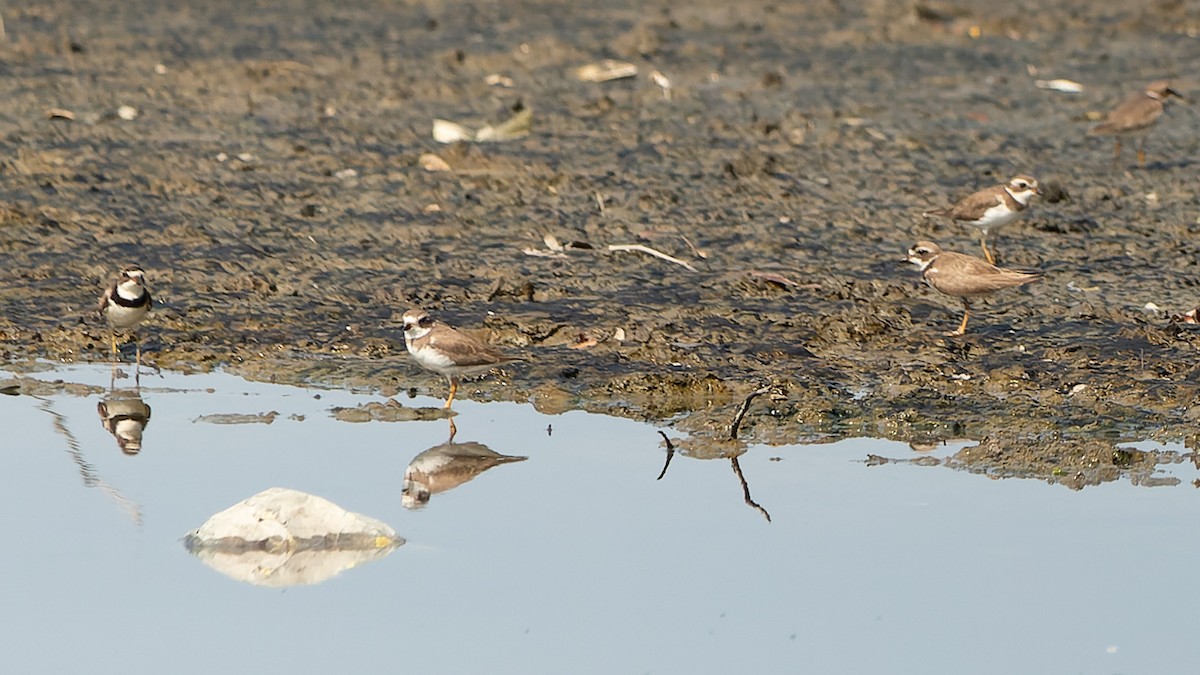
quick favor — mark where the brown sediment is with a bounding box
[2,0,1199,486]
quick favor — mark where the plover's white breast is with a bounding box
[106,302,149,329]
[407,343,459,376]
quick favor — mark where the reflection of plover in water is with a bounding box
[923,175,1041,265]
[98,391,152,456]
[402,439,527,509]
[98,265,153,364]
[1089,80,1183,167]
[400,308,517,408]
[905,241,1042,336]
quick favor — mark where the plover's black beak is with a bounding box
[1167,88,1184,100]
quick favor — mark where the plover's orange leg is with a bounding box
[444,378,458,409]
[1113,138,1122,164]
[1136,138,1146,167]
[980,235,995,265]
[946,303,971,337]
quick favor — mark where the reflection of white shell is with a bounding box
[183,488,403,587]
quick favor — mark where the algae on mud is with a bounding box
[1,0,1199,485]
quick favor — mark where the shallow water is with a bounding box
[3,363,1200,674]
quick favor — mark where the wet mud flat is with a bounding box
[1,0,1200,487]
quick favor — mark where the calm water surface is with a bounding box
[2,363,1198,675]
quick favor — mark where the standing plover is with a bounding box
[98,265,152,364]
[1090,80,1183,166]
[923,175,1041,265]
[400,308,517,408]
[906,241,1042,336]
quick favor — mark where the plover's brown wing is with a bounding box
[924,186,1004,221]
[926,252,1042,296]
[428,325,514,367]
[1091,95,1162,134]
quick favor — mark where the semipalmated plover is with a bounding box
[923,175,1041,265]
[906,241,1042,336]
[98,265,152,364]
[1089,80,1183,166]
[400,308,517,408]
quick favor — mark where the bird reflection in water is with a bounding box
[98,365,152,455]
[98,388,152,455]
[402,418,528,509]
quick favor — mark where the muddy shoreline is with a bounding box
[2,0,1200,484]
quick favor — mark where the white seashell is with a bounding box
[433,119,475,143]
[419,153,451,172]
[1034,79,1084,93]
[575,59,638,82]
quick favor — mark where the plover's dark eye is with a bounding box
[419,316,433,327]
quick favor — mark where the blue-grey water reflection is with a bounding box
[2,363,1199,675]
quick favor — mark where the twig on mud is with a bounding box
[731,456,771,522]
[608,244,698,272]
[656,430,676,480]
[746,270,819,289]
[730,385,773,441]
[680,235,708,259]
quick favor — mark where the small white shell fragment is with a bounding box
[419,153,451,172]
[575,59,638,82]
[474,108,532,142]
[521,247,566,258]
[423,203,442,214]
[613,327,627,342]
[1034,79,1084,93]
[543,233,564,252]
[1069,384,1088,396]
[433,119,475,143]
[434,108,531,144]
[216,152,228,162]
[46,108,75,120]
[117,105,138,120]
[1143,302,1161,314]
[334,168,357,179]
[154,63,168,74]
[236,152,255,162]
[484,73,514,87]
[650,70,672,99]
